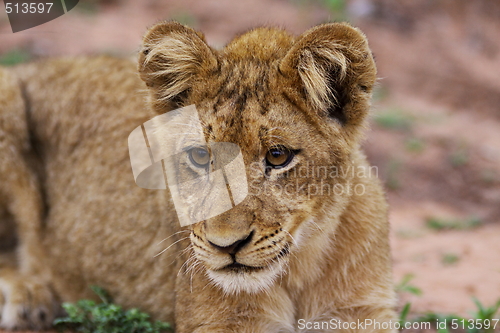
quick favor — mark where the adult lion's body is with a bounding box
[0,22,396,332]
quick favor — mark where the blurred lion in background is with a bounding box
[0,21,396,332]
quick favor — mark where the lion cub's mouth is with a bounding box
[220,262,266,273]
[202,243,291,294]
[217,245,290,273]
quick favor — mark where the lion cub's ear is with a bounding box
[138,21,218,109]
[280,23,376,127]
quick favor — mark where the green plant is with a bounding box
[405,137,425,153]
[372,85,390,101]
[481,169,497,185]
[395,274,422,296]
[323,0,347,20]
[170,11,198,27]
[74,0,99,15]
[374,109,414,131]
[426,216,482,231]
[449,147,469,167]
[441,253,460,266]
[0,49,32,66]
[412,298,500,333]
[468,298,500,333]
[385,159,402,190]
[54,286,172,333]
[399,302,412,327]
[396,275,421,330]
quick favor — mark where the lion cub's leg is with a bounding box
[0,267,59,330]
[0,67,59,329]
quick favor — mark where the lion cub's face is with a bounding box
[138,22,376,293]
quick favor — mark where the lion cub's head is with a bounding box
[138,21,376,294]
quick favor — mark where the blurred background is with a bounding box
[1,0,499,330]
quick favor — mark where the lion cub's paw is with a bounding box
[0,273,58,330]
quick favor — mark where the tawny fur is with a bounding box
[0,22,396,332]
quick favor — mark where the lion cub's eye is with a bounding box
[265,147,294,168]
[188,147,210,168]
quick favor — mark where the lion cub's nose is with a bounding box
[207,231,254,255]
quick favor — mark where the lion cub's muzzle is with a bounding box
[190,226,290,273]
[189,224,292,293]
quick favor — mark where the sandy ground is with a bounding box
[1,0,499,331]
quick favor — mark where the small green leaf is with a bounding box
[91,285,112,304]
[399,302,411,325]
[395,273,422,296]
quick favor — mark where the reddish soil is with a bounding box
[1,0,499,332]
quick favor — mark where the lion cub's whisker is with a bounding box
[154,236,190,258]
[156,230,191,246]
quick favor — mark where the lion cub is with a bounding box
[0,22,396,332]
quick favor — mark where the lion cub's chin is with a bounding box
[206,260,285,294]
